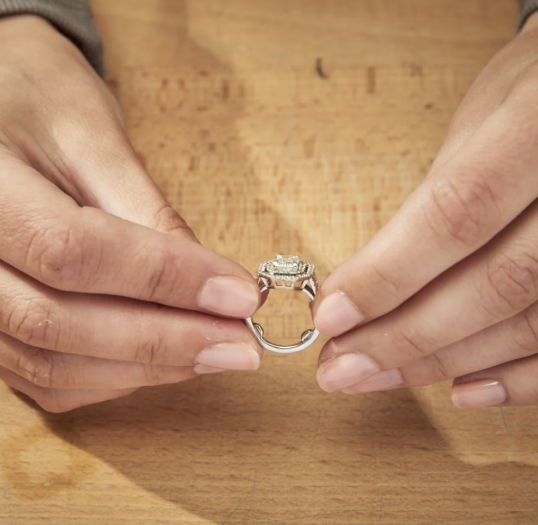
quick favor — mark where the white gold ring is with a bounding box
[245,255,320,354]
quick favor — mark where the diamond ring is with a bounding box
[245,255,320,353]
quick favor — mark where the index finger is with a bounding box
[0,153,260,318]
[313,102,538,336]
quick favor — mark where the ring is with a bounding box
[245,255,320,353]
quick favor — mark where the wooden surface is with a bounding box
[1,1,537,524]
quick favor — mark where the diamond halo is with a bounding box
[258,254,315,283]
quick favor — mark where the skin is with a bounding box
[313,12,538,408]
[3,11,538,412]
[0,15,264,413]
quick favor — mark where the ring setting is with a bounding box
[245,255,320,353]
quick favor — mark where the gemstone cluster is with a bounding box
[258,255,315,282]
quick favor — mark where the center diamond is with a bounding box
[273,255,300,274]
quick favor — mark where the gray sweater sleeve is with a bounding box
[520,0,538,29]
[0,0,103,75]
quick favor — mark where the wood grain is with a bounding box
[2,1,537,524]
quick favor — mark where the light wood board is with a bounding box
[2,1,537,524]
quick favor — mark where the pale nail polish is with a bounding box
[452,379,507,409]
[314,291,365,337]
[198,276,259,318]
[194,365,227,375]
[317,352,380,392]
[344,369,404,394]
[195,342,260,371]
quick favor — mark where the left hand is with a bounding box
[312,12,538,409]
[0,16,262,413]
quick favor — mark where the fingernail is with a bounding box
[317,352,380,392]
[198,276,259,317]
[343,369,404,394]
[452,379,507,409]
[195,342,261,371]
[314,291,365,337]
[194,365,227,375]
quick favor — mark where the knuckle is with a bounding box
[527,359,538,396]
[154,205,195,239]
[34,389,67,413]
[427,171,498,246]
[511,304,538,353]
[422,352,453,382]
[509,355,538,404]
[391,325,434,362]
[146,260,169,303]
[25,219,100,290]
[15,348,59,388]
[484,249,538,312]
[367,260,405,300]
[144,251,182,303]
[133,331,167,365]
[143,365,169,386]
[4,297,60,349]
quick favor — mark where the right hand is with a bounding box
[0,15,262,413]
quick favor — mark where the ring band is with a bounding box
[245,255,320,354]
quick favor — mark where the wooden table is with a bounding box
[2,1,537,523]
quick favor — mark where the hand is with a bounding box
[0,16,262,412]
[313,12,538,408]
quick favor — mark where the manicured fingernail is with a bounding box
[198,276,259,317]
[195,342,261,371]
[343,369,404,394]
[452,379,507,409]
[194,365,227,375]
[314,291,365,337]
[317,352,380,392]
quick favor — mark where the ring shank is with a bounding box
[245,276,320,353]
